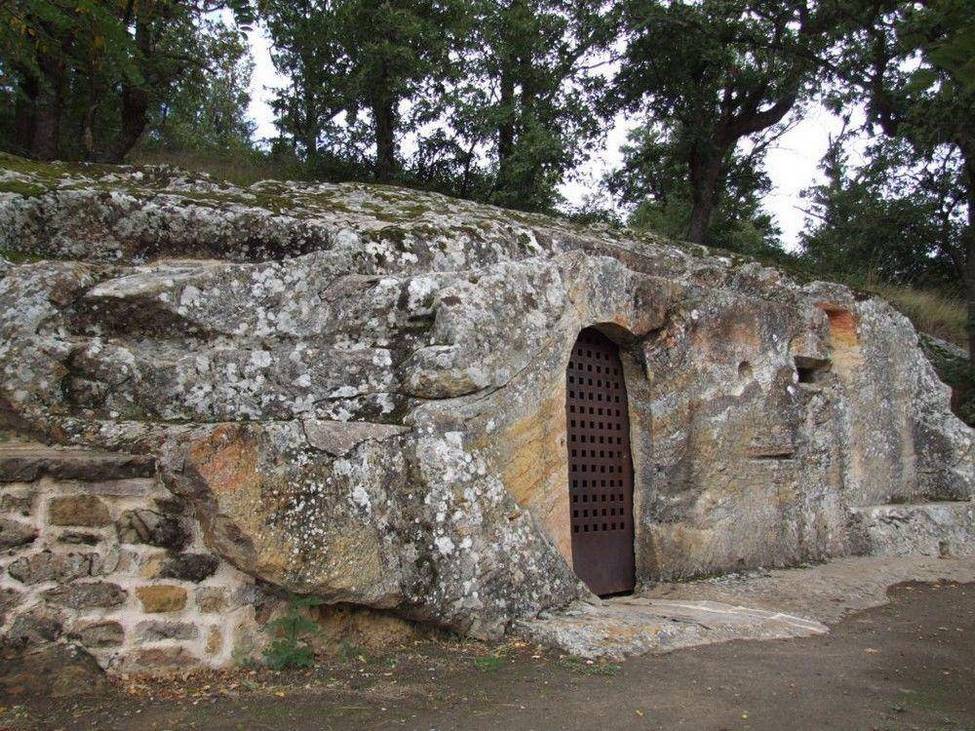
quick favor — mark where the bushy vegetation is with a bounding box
[263,594,323,671]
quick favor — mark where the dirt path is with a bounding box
[4,579,974,730]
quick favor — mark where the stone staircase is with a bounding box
[850,501,975,558]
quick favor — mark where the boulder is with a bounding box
[0,159,971,641]
[165,420,581,637]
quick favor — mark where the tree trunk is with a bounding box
[82,72,101,160]
[30,51,66,160]
[687,190,714,244]
[305,127,319,168]
[82,104,97,159]
[13,72,38,156]
[959,142,975,364]
[299,49,320,167]
[496,63,515,187]
[372,95,397,182]
[77,36,108,161]
[103,14,152,162]
[105,85,149,162]
[516,51,538,201]
[303,86,319,168]
[686,150,724,244]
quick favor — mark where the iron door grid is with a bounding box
[565,327,636,596]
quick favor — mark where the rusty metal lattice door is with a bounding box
[565,327,635,596]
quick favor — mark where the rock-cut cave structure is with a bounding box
[0,158,971,674]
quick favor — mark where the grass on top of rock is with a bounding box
[128,148,311,188]
[872,284,967,349]
[866,279,972,427]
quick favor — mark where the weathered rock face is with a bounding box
[1,156,972,644]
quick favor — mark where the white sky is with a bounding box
[246,27,844,252]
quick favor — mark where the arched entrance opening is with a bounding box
[565,327,636,596]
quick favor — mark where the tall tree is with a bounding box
[0,1,255,162]
[417,0,612,211]
[260,0,350,167]
[142,20,256,154]
[340,0,463,182]
[800,132,963,290]
[612,0,843,245]
[831,0,975,360]
[608,123,784,257]
[261,0,463,182]
[259,0,610,206]
[476,0,612,210]
[1,1,129,159]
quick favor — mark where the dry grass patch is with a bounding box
[127,149,308,187]
[872,284,967,348]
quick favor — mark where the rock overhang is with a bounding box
[0,156,972,643]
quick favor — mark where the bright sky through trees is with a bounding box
[244,24,846,250]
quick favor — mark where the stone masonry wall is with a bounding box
[0,442,261,675]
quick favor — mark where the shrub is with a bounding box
[263,594,324,670]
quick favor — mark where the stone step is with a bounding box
[850,501,975,558]
[0,444,155,483]
[517,597,827,660]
